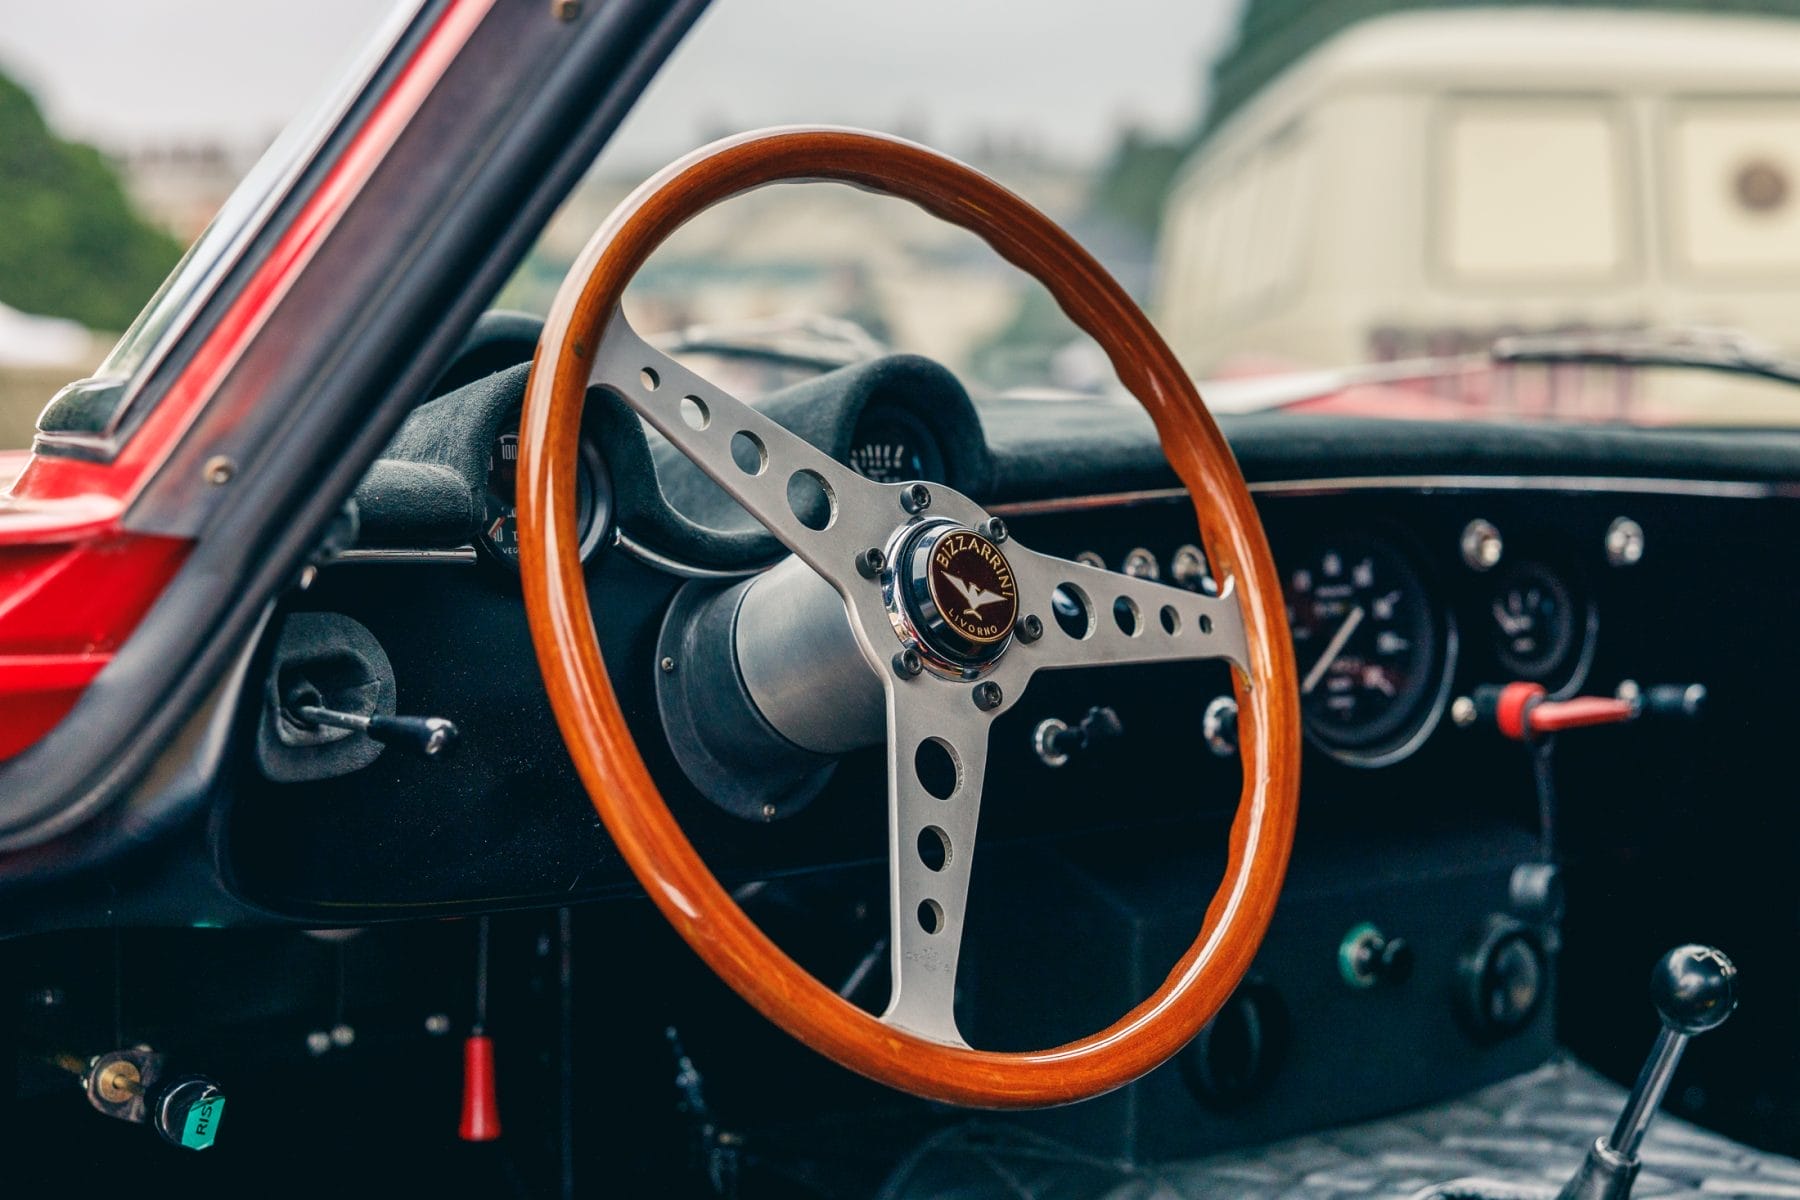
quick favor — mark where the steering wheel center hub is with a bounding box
[898,522,1019,667]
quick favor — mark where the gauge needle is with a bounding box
[1302,605,1365,695]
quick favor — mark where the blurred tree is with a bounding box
[1088,128,1190,243]
[0,70,183,332]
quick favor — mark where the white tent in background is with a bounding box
[0,302,95,368]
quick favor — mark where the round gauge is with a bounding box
[848,408,946,484]
[1286,536,1451,764]
[478,426,610,567]
[1489,563,1579,681]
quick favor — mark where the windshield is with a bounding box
[0,2,415,443]
[12,1,1800,445]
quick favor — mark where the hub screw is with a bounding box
[892,648,923,679]
[855,547,886,579]
[972,681,1003,712]
[1016,614,1043,643]
[981,517,1008,543]
[899,483,932,514]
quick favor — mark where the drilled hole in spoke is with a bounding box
[917,899,945,935]
[639,367,660,391]
[1160,605,1181,635]
[1113,596,1142,636]
[679,395,709,430]
[786,469,835,531]
[914,738,959,800]
[730,431,767,476]
[917,826,951,872]
[1051,583,1093,639]
[1200,613,1214,635]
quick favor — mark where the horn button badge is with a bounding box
[895,522,1020,671]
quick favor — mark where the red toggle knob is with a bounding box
[1481,681,1638,741]
[458,1034,501,1142]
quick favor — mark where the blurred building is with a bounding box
[114,139,259,242]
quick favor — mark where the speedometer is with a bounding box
[1285,535,1453,766]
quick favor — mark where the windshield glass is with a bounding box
[499,0,1800,428]
[0,2,414,444]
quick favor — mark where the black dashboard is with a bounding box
[16,325,1800,1166]
[217,327,1800,921]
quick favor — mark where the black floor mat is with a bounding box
[877,1059,1800,1200]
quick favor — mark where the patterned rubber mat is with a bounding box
[877,1059,1800,1200]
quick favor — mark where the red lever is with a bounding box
[459,1033,501,1142]
[1528,695,1638,735]
[1490,681,1637,741]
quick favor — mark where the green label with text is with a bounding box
[182,1095,225,1150]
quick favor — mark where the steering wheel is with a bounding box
[517,128,1300,1109]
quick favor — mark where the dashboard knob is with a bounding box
[1338,922,1413,989]
[1179,979,1288,1111]
[1457,916,1546,1040]
[152,1076,226,1151]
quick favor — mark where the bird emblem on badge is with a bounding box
[943,572,1006,619]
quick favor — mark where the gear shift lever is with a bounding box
[1556,945,1738,1200]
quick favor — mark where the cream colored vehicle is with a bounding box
[1156,9,1800,423]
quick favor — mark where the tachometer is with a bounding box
[1285,535,1452,765]
[478,426,610,567]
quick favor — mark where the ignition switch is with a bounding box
[86,1048,226,1151]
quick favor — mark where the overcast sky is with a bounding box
[0,0,1244,166]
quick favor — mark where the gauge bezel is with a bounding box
[1486,559,1597,696]
[1287,530,1459,770]
[477,417,612,569]
[847,405,947,484]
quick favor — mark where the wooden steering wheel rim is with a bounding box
[518,127,1300,1109]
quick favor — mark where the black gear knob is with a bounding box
[1650,944,1738,1035]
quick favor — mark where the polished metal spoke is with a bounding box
[878,686,991,1045]
[1003,545,1250,677]
[594,308,900,591]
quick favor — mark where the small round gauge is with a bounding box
[848,408,946,484]
[1286,536,1451,763]
[1489,563,1578,681]
[478,426,610,567]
